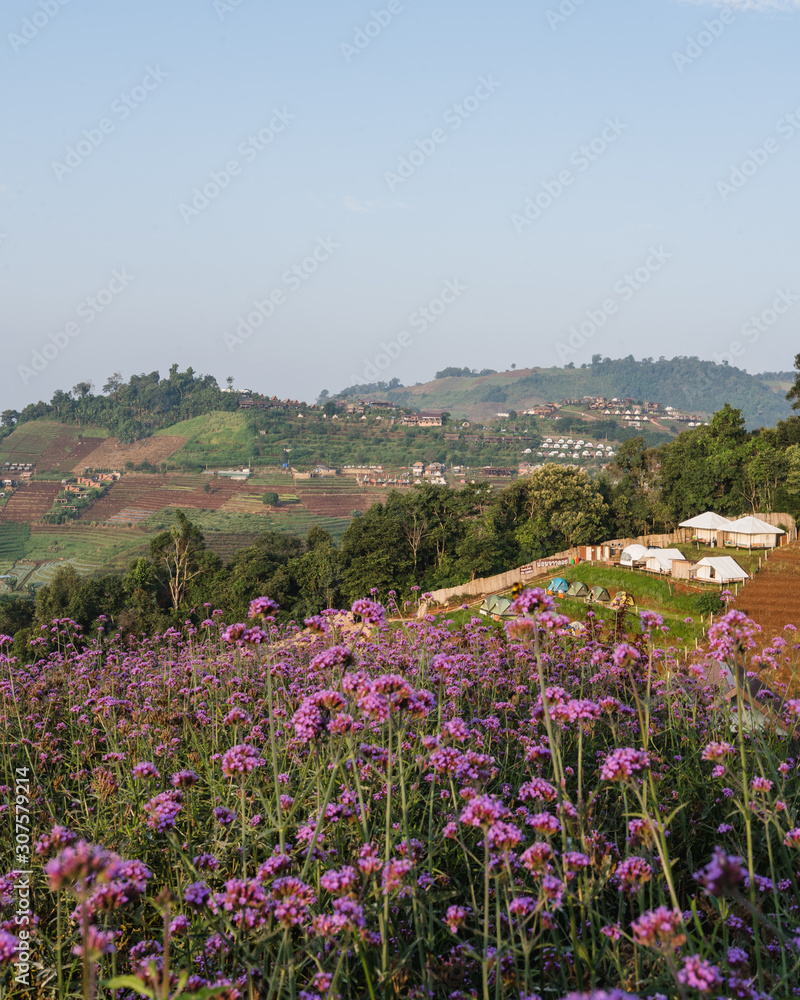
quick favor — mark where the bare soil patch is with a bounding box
[73,436,188,472]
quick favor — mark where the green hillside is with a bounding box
[372,358,793,429]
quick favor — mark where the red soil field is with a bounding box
[297,489,390,516]
[733,539,800,694]
[0,483,62,523]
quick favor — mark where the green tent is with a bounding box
[546,577,569,595]
[479,594,515,619]
[566,581,589,598]
[587,585,611,603]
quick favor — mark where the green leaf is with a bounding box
[103,975,156,999]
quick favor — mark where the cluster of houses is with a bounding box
[1,461,35,487]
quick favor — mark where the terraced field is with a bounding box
[0,421,109,470]
[733,539,800,693]
[0,524,30,562]
[82,475,253,525]
[0,483,61,523]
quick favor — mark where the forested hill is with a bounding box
[373,358,794,429]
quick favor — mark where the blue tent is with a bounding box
[546,577,569,594]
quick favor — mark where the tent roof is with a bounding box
[696,556,749,580]
[548,577,569,588]
[566,581,589,593]
[645,548,686,570]
[621,544,649,560]
[589,585,610,598]
[724,516,785,535]
[679,511,732,530]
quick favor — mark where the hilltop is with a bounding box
[340,358,794,429]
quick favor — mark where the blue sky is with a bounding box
[1,0,799,410]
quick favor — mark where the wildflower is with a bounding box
[381,859,413,894]
[72,927,118,961]
[600,923,622,941]
[519,778,557,803]
[193,853,220,871]
[640,610,664,633]
[539,874,564,909]
[213,806,236,826]
[269,877,316,928]
[487,820,523,852]
[563,851,591,873]
[528,812,562,837]
[320,866,359,896]
[558,992,639,1000]
[171,769,200,788]
[292,689,348,742]
[34,825,76,858]
[351,598,386,624]
[133,761,160,780]
[249,596,279,618]
[676,955,723,993]
[701,741,735,761]
[169,914,190,935]
[0,932,18,964]
[357,843,382,875]
[631,906,686,951]
[215,878,270,930]
[615,856,653,894]
[221,744,265,777]
[185,881,214,912]
[508,896,536,917]
[750,776,773,792]
[44,841,119,892]
[459,795,509,829]
[783,828,800,848]
[520,842,554,872]
[600,747,650,782]
[510,587,555,615]
[611,644,640,668]
[143,791,184,832]
[694,847,747,896]
[443,904,471,933]
[708,609,759,660]
[304,615,329,634]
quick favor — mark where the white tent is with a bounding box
[679,511,732,544]
[724,516,785,550]
[695,556,749,582]
[643,548,686,574]
[620,544,649,567]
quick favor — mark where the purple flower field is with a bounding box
[2,594,800,999]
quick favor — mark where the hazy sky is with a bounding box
[2,0,799,411]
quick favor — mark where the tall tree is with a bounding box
[149,510,213,611]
